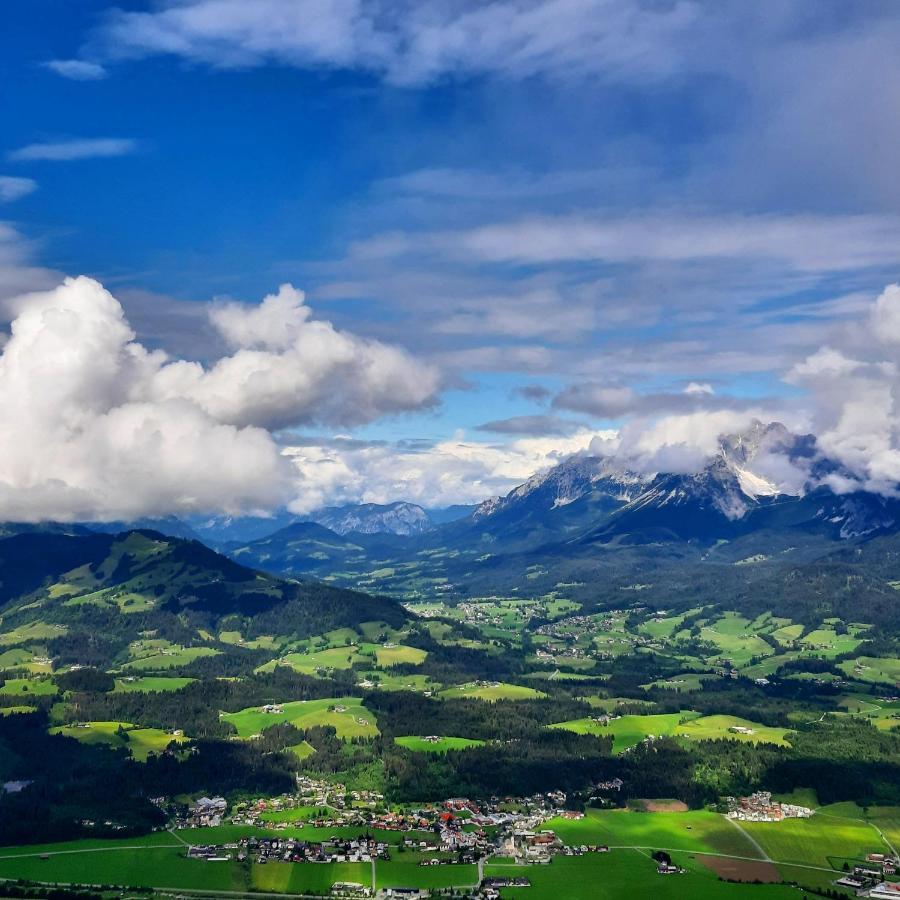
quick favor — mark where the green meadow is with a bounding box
[221,697,378,740]
[675,714,792,746]
[549,712,693,753]
[50,721,186,761]
[0,677,57,697]
[543,808,762,857]
[739,808,885,868]
[395,735,486,753]
[484,850,798,900]
[439,682,546,702]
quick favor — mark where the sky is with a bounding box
[2,0,900,520]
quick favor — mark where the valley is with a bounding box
[0,430,898,899]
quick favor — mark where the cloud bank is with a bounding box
[0,277,439,521]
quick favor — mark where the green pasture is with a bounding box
[839,656,900,686]
[221,697,378,740]
[543,808,762,857]
[675,714,792,746]
[50,720,186,761]
[549,712,694,753]
[484,851,798,900]
[395,735,486,753]
[0,842,244,892]
[372,644,427,667]
[739,809,885,868]
[0,677,57,697]
[439,682,546,702]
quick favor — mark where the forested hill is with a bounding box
[0,529,408,669]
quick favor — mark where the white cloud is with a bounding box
[0,276,440,521]
[8,138,138,162]
[786,284,900,496]
[42,59,108,81]
[0,177,38,203]
[282,429,605,511]
[352,213,900,273]
[96,0,700,86]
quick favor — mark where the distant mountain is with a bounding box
[313,502,432,536]
[84,515,202,542]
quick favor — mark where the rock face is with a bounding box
[312,502,432,536]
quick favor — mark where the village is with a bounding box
[165,778,900,899]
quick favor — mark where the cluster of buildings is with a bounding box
[835,857,900,896]
[725,791,814,822]
[250,835,390,865]
[181,795,228,827]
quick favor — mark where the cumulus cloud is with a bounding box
[7,138,138,162]
[0,177,38,202]
[785,283,900,496]
[583,283,900,499]
[0,276,440,521]
[42,59,108,80]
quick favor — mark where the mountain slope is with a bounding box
[0,529,408,669]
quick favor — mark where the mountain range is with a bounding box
[5,420,900,637]
[219,421,900,625]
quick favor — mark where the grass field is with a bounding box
[113,676,196,692]
[49,721,186,761]
[250,860,370,893]
[0,842,245,892]
[221,697,378,740]
[372,644,428,667]
[0,623,66,646]
[257,645,361,676]
[356,671,440,692]
[675,714,792,746]
[0,648,50,673]
[549,712,694,753]
[739,810,885,868]
[543,809,763,857]
[484,849,799,899]
[839,655,900,686]
[121,641,219,671]
[0,677,57,697]
[439,682,546,702]
[395,735,486,753]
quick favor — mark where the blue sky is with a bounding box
[2,1,900,516]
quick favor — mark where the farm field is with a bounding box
[549,712,694,753]
[49,721,186,761]
[256,645,361,675]
[0,677,57,697]
[838,655,900,686]
[483,849,799,900]
[395,735,486,753]
[121,643,219,671]
[373,643,428,667]
[738,809,885,868]
[543,809,762,858]
[221,697,378,740]
[439,682,546,702]
[675,714,792,746]
[0,841,245,892]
